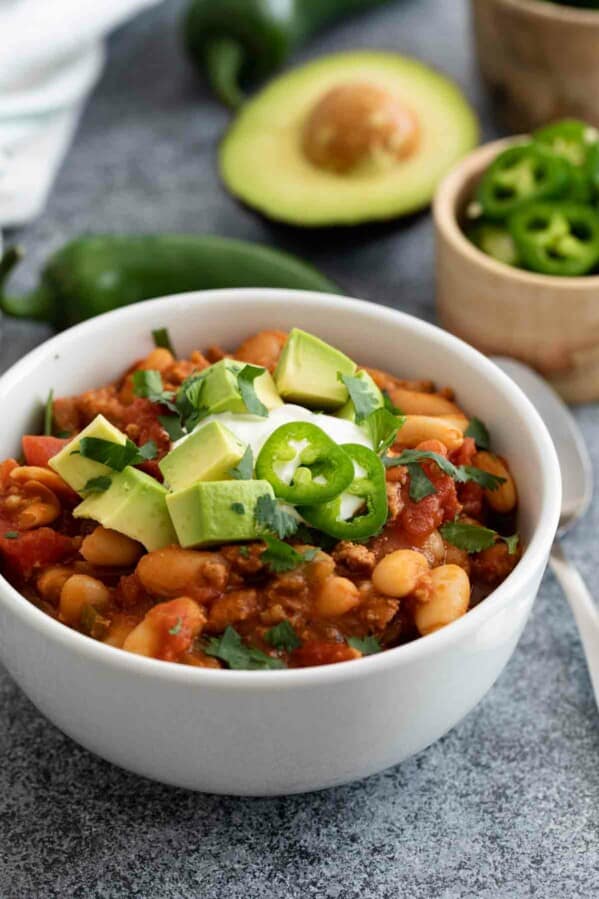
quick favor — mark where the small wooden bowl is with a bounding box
[471,0,599,131]
[434,138,599,404]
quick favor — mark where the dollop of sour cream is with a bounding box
[175,404,373,521]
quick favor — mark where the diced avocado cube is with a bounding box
[159,421,247,491]
[74,466,176,551]
[196,359,282,416]
[166,479,274,547]
[336,370,384,422]
[274,328,357,409]
[49,414,128,494]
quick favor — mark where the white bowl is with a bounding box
[0,289,561,795]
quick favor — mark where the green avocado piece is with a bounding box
[159,421,246,491]
[336,370,384,421]
[274,328,356,409]
[49,414,128,494]
[193,359,282,416]
[73,466,176,551]
[166,479,274,547]
[219,50,479,226]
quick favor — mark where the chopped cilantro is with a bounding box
[366,408,405,455]
[44,389,54,436]
[237,365,268,417]
[152,327,175,354]
[229,445,254,480]
[158,414,185,442]
[133,370,177,413]
[264,620,302,651]
[168,617,183,636]
[405,463,436,502]
[465,417,490,450]
[231,502,245,515]
[76,436,157,471]
[440,521,497,553]
[82,475,112,494]
[261,535,317,573]
[238,546,250,558]
[204,626,285,670]
[382,390,403,415]
[384,449,506,494]
[3,531,18,540]
[504,534,520,555]
[254,494,298,539]
[347,635,382,656]
[175,373,210,432]
[337,372,380,423]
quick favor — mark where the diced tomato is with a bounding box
[0,459,19,488]
[401,465,460,540]
[22,435,69,468]
[0,528,74,580]
[458,481,484,519]
[449,436,477,467]
[290,640,359,668]
[120,398,171,460]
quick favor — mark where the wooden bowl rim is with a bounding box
[433,135,599,292]
[484,0,599,27]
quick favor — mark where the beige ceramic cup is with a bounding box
[471,0,599,131]
[434,137,599,404]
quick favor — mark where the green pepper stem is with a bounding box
[0,244,52,320]
[204,37,246,109]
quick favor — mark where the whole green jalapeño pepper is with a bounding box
[183,0,395,108]
[299,444,388,540]
[0,235,338,330]
[477,143,571,220]
[509,201,599,276]
[255,422,354,505]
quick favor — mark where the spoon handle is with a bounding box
[550,539,599,701]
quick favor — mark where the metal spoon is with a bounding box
[493,356,599,703]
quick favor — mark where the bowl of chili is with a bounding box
[0,289,560,794]
[434,135,599,403]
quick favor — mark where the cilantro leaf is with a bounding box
[337,373,380,423]
[382,390,403,415]
[175,373,210,432]
[3,531,18,540]
[261,535,317,573]
[229,445,253,480]
[440,521,497,553]
[76,436,157,471]
[158,414,185,442]
[254,494,299,539]
[237,365,268,417]
[504,534,520,555]
[133,369,178,413]
[347,635,382,656]
[231,502,245,515]
[238,546,250,558]
[384,450,506,493]
[264,620,302,651]
[204,626,285,670]
[168,617,183,636]
[44,388,54,436]
[460,465,507,492]
[366,408,405,455]
[406,463,436,502]
[464,417,490,450]
[82,475,112,494]
[152,327,175,355]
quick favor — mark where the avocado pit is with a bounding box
[301,82,419,174]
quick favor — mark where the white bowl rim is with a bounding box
[0,288,561,691]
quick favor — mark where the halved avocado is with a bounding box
[219,51,479,227]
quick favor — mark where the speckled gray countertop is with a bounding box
[1,2,598,897]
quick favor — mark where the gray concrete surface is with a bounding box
[1,1,598,896]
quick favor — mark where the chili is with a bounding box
[476,143,571,220]
[509,201,599,276]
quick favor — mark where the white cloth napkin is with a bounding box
[0,0,162,227]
